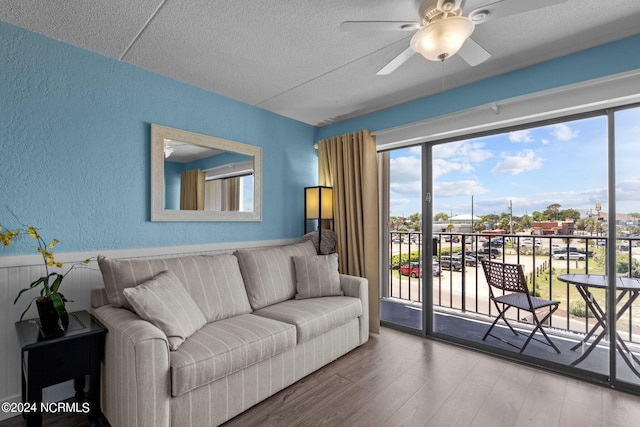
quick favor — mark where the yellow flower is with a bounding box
[82,259,91,264]
[28,227,39,239]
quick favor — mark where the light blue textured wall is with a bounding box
[0,21,317,255]
[317,34,640,139]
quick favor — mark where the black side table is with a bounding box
[15,310,107,427]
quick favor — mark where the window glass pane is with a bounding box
[382,146,423,330]
[615,105,640,387]
[432,115,609,376]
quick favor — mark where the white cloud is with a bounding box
[408,146,422,156]
[509,130,534,143]
[550,123,579,141]
[433,158,475,179]
[390,155,421,183]
[434,180,489,197]
[435,140,493,162]
[390,198,411,206]
[616,177,640,202]
[390,181,421,196]
[491,149,544,175]
[432,141,492,179]
[389,155,422,196]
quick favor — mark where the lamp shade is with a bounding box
[410,15,475,61]
[305,186,333,220]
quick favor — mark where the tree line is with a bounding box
[391,203,640,235]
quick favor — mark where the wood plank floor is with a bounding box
[224,327,640,427]
[3,326,640,426]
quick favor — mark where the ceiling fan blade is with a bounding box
[457,38,491,66]
[468,0,568,24]
[377,46,416,75]
[340,21,420,32]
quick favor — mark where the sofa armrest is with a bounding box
[92,305,171,427]
[340,274,369,344]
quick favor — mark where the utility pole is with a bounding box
[509,200,514,235]
[471,195,474,233]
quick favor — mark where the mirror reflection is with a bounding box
[151,124,262,222]
[163,141,254,212]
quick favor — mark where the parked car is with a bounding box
[553,252,586,260]
[432,261,441,276]
[439,255,462,271]
[477,248,500,259]
[485,238,504,247]
[568,247,593,256]
[469,250,490,261]
[400,262,422,278]
[520,238,542,247]
[399,261,440,277]
[454,252,477,266]
[444,236,460,243]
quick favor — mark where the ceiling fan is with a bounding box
[340,0,568,75]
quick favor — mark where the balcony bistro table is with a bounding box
[557,274,640,376]
[14,310,107,427]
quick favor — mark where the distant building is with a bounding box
[532,220,575,235]
[594,212,638,227]
[435,214,482,233]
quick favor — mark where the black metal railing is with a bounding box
[387,231,640,343]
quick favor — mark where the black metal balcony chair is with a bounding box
[480,259,561,354]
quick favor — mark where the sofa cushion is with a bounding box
[170,314,296,397]
[253,296,362,343]
[98,254,252,322]
[234,240,317,310]
[123,270,206,351]
[293,254,343,300]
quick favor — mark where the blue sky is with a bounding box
[389,106,640,218]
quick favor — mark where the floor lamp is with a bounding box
[304,186,333,254]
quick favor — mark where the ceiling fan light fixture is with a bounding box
[410,15,475,61]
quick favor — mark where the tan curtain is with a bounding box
[318,130,380,333]
[205,180,223,211]
[180,169,205,210]
[226,177,241,211]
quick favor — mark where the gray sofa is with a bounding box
[91,240,369,427]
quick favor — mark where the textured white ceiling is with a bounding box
[2,0,640,126]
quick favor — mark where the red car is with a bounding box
[400,262,422,278]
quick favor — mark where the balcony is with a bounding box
[384,231,640,385]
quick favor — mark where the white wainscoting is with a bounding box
[0,238,298,421]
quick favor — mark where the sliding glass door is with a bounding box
[380,105,640,391]
[614,105,640,388]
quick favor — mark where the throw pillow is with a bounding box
[123,270,207,351]
[302,229,337,255]
[235,240,317,309]
[293,254,343,299]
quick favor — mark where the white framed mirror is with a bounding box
[151,124,262,222]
